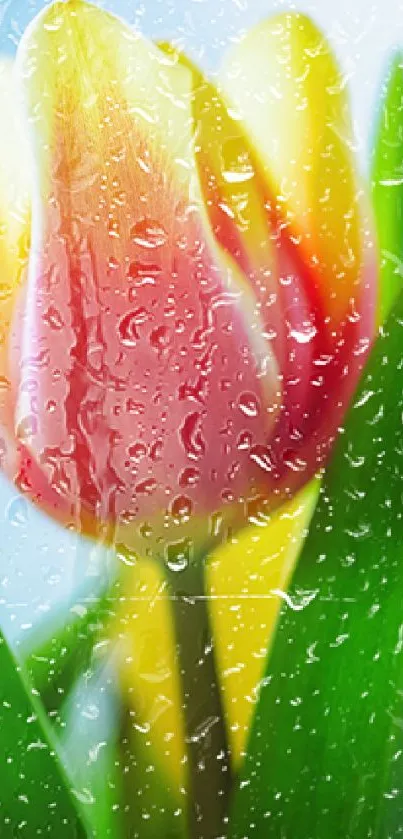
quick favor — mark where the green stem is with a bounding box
[165,558,232,839]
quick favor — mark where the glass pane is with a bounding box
[0,0,400,837]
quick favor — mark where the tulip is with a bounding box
[0,1,376,837]
[3,0,375,543]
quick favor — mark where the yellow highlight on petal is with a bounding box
[207,478,320,765]
[221,13,362,327]
[17,0,197,209]
[159,43,276,281]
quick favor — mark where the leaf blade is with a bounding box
[21,588,116,713]
[372,52,403,322]
[0,628,87,837]
[229,290,403,838]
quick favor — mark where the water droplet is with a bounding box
[127,259,161,283]
[282,450,307,473]
[345,451,365,468]
[139,521,153,539]
[108,256,120,271]
[149,439,163,461]
[170,495,192,523]
[272,587,318,611]
[221,140,255,184]
[179,466,200,488]
[238,392,260,418]
[43,305,64,330]
[354,337,370,357]
[136,478,157,496]
[165,537,192,572]
[250,444,274,473]
[354,389,374,409]
[126,399,145,415]
[345,522,371,540]
[0,375,10,392]
[16,414,38,441]
[118,309,148,346]
[22,349,50,370]
[131,218,168,249]
[246,495,270,526]
[43,15,63,32]
[108,217,120,239]
[116,546,139,567]
[210,511,223,537]
[0,283,14,302]
[289,320,317,345]
[222,166,254,184]
[237,430,252,450]
[128,442,147,461]
[20,378,38,394]
[180,412,206,460]
[72,788,95,806]
[175,319,186,334]
[150,325,171,352]
[82,703,100,721]
[6,496,29,527]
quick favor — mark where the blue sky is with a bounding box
[0,0,402,643]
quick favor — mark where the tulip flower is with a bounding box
[0,1,376,837]
[3,0,376,542]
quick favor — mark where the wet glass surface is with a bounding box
[0,0,402,837]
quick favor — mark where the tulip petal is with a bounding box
[158,44,287,374]
[221,12,376,497]
[0,59,30,470]
[207,477,319,765]
[115,558,187,795]
[156,45,345,494]
[158,46,330,421]
[221,12,367,329]
[162,34,376,510]
[15,0,281,542]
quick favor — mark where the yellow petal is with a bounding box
[159,43,288,376]
[207,477,320,765]
[0,59,30,463]
[114,558,187,795]
[221,13,364,327]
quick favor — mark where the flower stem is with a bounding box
[165,558,232,839]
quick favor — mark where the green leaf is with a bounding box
[372,52,403,323]
[59,660,126,839]
[229,291,403,838]
[21,588,117,714]
[0,628,87,837]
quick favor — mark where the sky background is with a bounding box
[0,0,402,643]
